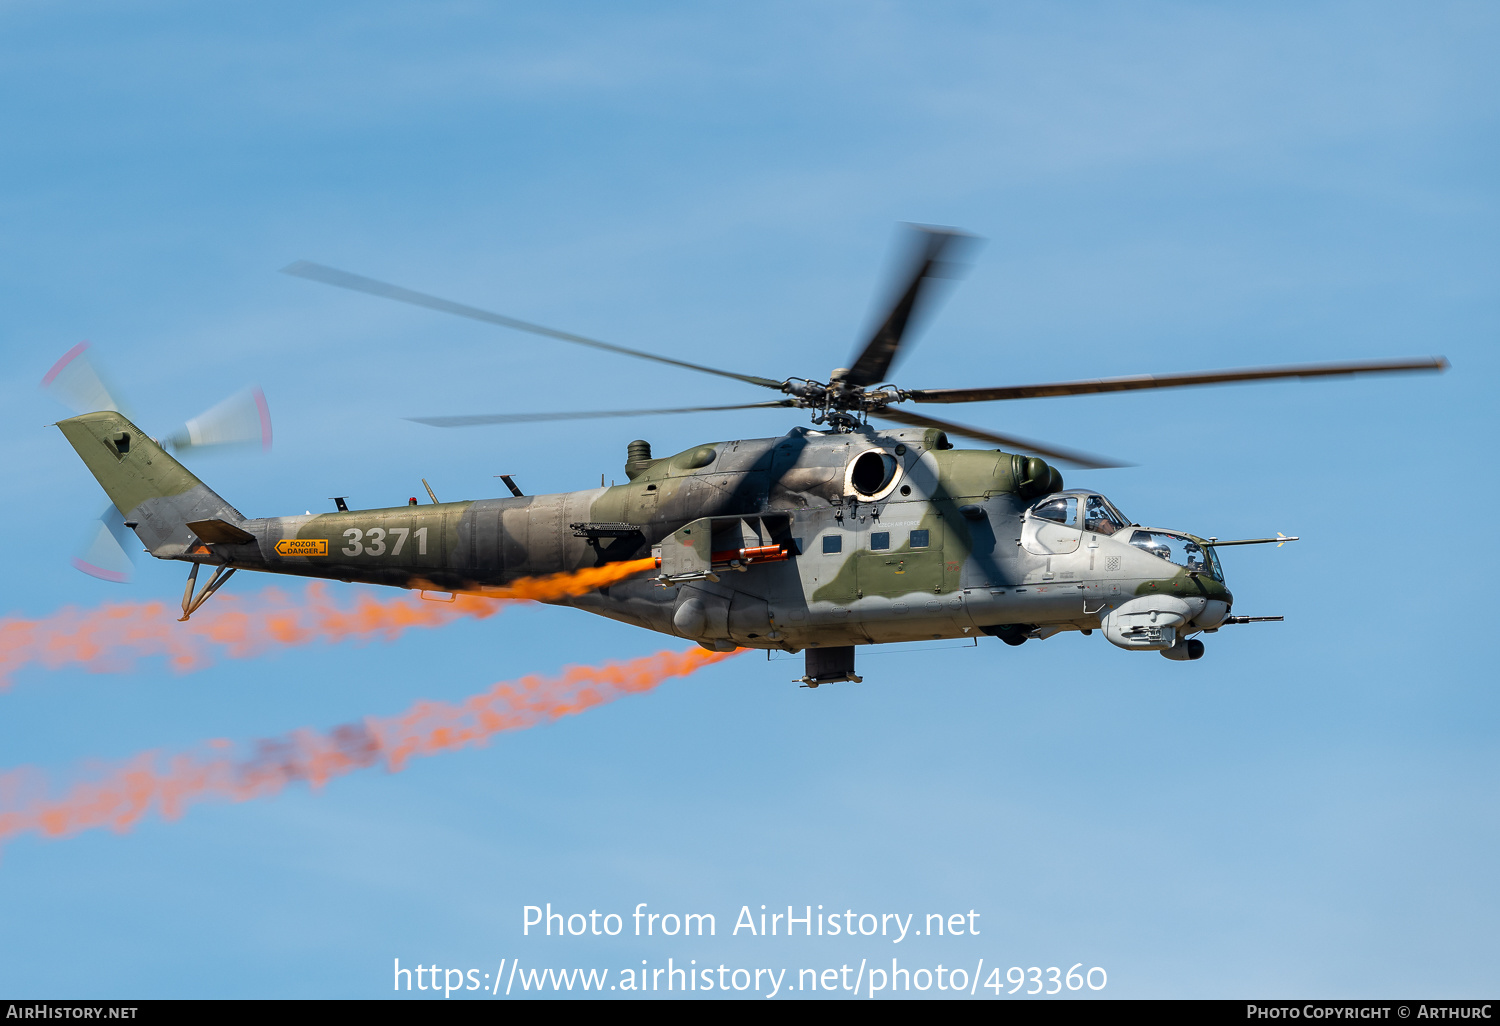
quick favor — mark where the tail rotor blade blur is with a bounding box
[168,387,273,452]
[41,343,124,415]
[71,505,136,583]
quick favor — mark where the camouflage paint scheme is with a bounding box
[57,410,1233,666]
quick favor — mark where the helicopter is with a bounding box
[53,226,1447,686]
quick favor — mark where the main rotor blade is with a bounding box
[409,400,795,428]
[908,357,1449,404]
[281,261,785,390]
[842,225,977,387]
[870,407,1124,469]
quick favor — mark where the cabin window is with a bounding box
[910,529,930,548]
[823,535,842,554]
[870,531,890,550]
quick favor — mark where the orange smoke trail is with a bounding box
[0,558,655,688]
[449,558,657,601]
[0,645,738,846]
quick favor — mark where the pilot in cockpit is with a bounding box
[1084,495,1126,536]
[1183,541,1209,574]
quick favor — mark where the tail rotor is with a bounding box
[41,341,124,416]
[43,343,274,582]
[165,386,273,452]
[71,505,137,583]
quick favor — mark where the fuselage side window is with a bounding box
[909,529,930,548]
[870,531,890,550]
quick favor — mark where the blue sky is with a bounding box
[0,0,1495,999]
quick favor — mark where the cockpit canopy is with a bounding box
[1031,492,1129,535]
[1028,491,1224,581]
[1130,530,1222,580]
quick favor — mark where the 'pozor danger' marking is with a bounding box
[275,539,328,556]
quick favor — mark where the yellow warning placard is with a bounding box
[275,538,328,557]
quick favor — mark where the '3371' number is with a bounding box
[341,526,427,557]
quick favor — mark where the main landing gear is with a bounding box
[799,646,862,688]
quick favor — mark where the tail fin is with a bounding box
[57,411,247,558]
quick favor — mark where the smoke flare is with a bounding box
[0,645,738,847]
[0,558,655,687]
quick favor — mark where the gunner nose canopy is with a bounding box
[1129,530,1223,580]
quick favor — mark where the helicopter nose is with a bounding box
[1196,597,1232,629]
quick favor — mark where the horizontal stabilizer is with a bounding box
[186,519,256,545]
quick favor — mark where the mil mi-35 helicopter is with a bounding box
[53,226,1446,685]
